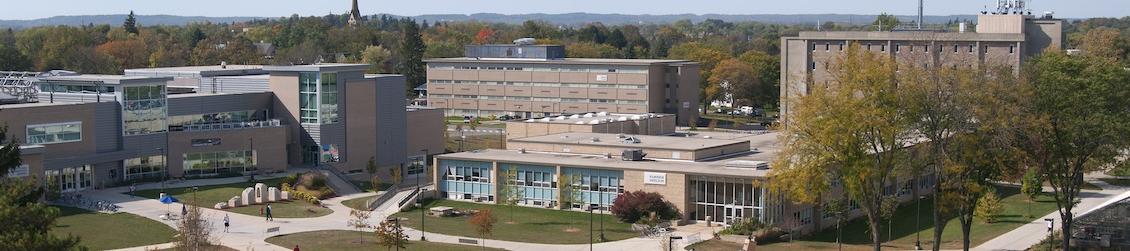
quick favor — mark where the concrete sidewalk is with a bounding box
[84,179,714,251]
[975,180,1130,251]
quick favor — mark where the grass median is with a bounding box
[392,199,636,244]
[50,206,177,250]
[132,177,332,218]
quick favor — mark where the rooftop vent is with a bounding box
[514,38,536,45]
[622,136,640,144]
[621,149,647,161]
[518,148,527,154]
[725,160,770,170]
[591,137,601,142]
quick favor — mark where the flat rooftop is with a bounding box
[38,75,173,85]
[124,65,265,77]
[425,57,697,66]
[438,132,781,178]
[792,31,1025,42]
[511,132,746,151]
[262,63,368,72]
[513,112,670,125]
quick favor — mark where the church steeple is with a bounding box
[348,0,362,26]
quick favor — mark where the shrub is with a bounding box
[975,190,1004,223]
[719,218,762,236]
[611,190,680,223]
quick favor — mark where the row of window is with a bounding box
[444,165,491,183]
[430,80,647,89]
[124,155,165,180]
[26,122,82,145]
[168,110,262,128]
[432,94,646,105]
[122,85,168,136]
[430,65,649,74]
[813,42,1016,54]
[182,150,256,176]
[38,84,116,94]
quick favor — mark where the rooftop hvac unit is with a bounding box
[621,149,646,161]
[591,137,601,142]
[622,137,640,144]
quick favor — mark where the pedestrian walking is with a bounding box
[181,204,187,217]
[129,184,136,198]
[265,204,274,221]
[223,214,230,232]
[292,245,300,251]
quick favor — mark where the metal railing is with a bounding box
[175,119,282,132]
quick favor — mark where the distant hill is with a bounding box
[0,13,983,29]
[0,15,262,28]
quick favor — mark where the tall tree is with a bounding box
[361,45,392,74]
[737,51,780,109]
[771,44,912,251]
[1016,51,1130,251]
[0,126,84,250]
[123,11,139,35]
[0,45,32,71]
[873,13,901,31]
[707,58,755,110]
[397,19,427,97]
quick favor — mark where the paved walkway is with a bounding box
[975,178,1130,251]
[91,177,715,251]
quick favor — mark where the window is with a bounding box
[183,150,256,176]
[811,62,817,70]
[954,45,960,53]
[969,45,975,53]
[895,44,901,52]
[839,43,845,51]
[26,122,82,145]
[824,43,830,51]
[925,45,930,52]
[320,72,339,124]
[124,155,165,180]
[122,85,167,135]
[299,72,319,124]
[880,44,886,52]
[1009,45,1015,54]
[811,43,817,51]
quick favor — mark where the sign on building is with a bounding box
[596,75,608,82]
[644,172,666,185]
[6,164,29,178]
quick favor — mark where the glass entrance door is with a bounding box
[725,206,743,224]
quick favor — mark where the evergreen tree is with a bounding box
[0,126,83,250]
[123,11,139,35]
[396,18,426,97]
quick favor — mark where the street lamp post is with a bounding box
[915,195,925,250]
[599,192,605,242]
[419,149,428,241]
[589,205,593,251]
[156,147,166,192]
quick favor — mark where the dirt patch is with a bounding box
[563,227,581,233]
[504,221,518,225]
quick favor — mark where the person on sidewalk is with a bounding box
[129,184,136,198]
[181,204,187,217]
[292,245,300,251]
[223,214,230,232]
[265,204,274,221]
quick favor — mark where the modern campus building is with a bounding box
[1,64,443,192]
[425,42,701,125]
[429,112,933,232]
[779,9,1064,123]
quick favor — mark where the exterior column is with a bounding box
[491,162,499,204]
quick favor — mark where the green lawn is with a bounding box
[685,239,746,251]
[266,230,506,251]
[132,178,332,218]
[392,199,636,244]
[342,195,379,211]
[765,185,1058,250]
[50,206,177,250]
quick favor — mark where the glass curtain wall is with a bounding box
[182,150,256,176]
[689,175,765,224]
[26,122,82,144]
[500,164,557,208]
[562,167,623,210]
[124,155,165,180]
[439,160,494,202]
[122,85,167,135]
[299,73,319,124]
[319,72,338,124]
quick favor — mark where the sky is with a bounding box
[2,0,1126,20]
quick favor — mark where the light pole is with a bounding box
[668,235,683,251]
[589,205,593,251]
[915,195,924,250]
[1044,218,1054,251]
[156,147,166,192]
[418,149,428,241]
[599,192,605,242]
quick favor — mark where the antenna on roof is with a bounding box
[918,0,924,30]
